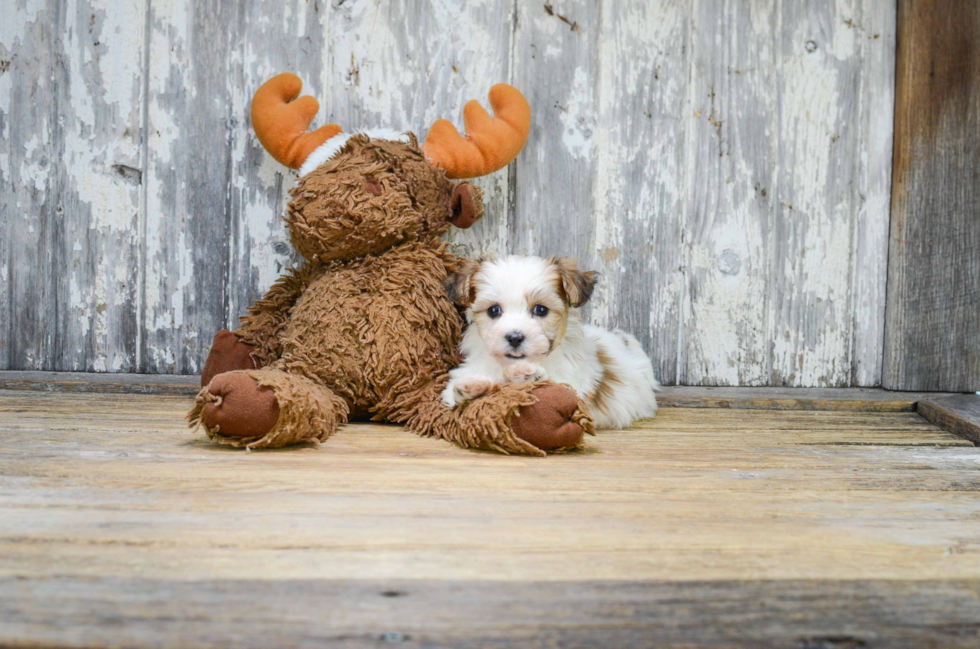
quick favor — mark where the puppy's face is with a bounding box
[446,256,597,364]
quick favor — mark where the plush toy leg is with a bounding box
[188,368,349,449]
[393,377,594,456]
[200,329,259,386]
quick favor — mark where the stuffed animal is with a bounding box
[187,73,593,455]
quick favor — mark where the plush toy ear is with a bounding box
[445,258,482,307]
[449,182,484,229]
[551,257,598,308]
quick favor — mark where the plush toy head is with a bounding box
[249,73,531,263]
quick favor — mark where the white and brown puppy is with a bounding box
[442,255,659,429]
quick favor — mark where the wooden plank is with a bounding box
[2,391,979,645]
[770,2,895,387]
[142,0,241,373]
[3,577,980,648]
[1,0,145,372]
[54,0,145,373]
[1,3,61,372]
[658,385,964,412]
[0,391,975,584]
[883,0,980,391]
[0,371,199,395]
[681,1,896,387]
[918,394,980,445]
[4,0,900,388]
[0,372,967,411]
[851,4,898,386]
[434,1,516,262]
[588,1,688,385]
[0,18,11,370]
[680,0,777,387]
[510,1,599,260]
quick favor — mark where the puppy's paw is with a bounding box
[504,361,546,384]
[454,378,493,403]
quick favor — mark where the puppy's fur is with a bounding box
[442,255,659,429]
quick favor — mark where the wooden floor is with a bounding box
[2,389,980,647]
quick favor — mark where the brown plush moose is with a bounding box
[188,73,592,455]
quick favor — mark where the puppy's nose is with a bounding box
[506,332,525,348]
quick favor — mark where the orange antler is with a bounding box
[250,73,342,169]
[422,84,531,179]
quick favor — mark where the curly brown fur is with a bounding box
[189,368,349,449]
[236,264,320,366]
[287,135,456,263]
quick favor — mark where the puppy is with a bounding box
[442,255,659,429]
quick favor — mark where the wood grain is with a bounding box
[883,0,980,391]
[680,0,777,387]
[681,1,896,387]
[0,372,966,412]
[1,390,978,646]
[588,0,688,385]
[4,578,980,648]
[2,1,899,386]
[0,0,144,372]
[0,390,974,585]
[770,2,895,388]
[657,385,966,412]
[142,0,246,373]
[918,394,980,445]
[0,370,200,395]
[510,0,599,261]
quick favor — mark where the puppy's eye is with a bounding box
[532,304,549,317]
[487,305,502,319]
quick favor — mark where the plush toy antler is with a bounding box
[250,73,342,169]
[422,84,531,179]
[251,74,529,178]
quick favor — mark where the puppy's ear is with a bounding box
[445,258,482,307]
[552,257,598,308]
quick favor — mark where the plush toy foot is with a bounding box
[510,384,589,451]
[202,373,280,438]
[201,330,258,386]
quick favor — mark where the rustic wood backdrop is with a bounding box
[0,0,900,386]
[883,1,980,392]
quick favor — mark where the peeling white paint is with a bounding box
[0,0,44,46]
[18,134,47,191]
[1,0,897,382]
[143,0,190,355]
[559,67,595,161]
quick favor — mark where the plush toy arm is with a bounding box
[235,265,318,366]
[392,376,593,456]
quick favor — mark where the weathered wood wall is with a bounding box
[883,0,980,392]
[0,0,896,386]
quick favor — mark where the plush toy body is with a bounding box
[188,74,592,455]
